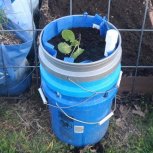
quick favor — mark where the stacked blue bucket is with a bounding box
[39,14,122,146]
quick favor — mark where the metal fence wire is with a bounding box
[0,0,153,99]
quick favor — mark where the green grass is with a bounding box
[0,100,74,153]
[127,112,153,153]
[0,130,73,153]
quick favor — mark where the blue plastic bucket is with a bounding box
[39,14,122,146]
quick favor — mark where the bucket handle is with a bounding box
[67,71,123,95]
[38,87,116,125]
[55,97,116,125]
[38,83,117,109]
[39,87,101,109]
[38,71,122,109]
[38,71,122,125]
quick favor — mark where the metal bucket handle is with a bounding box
[38,69,123,108]
[38,71,122,125]
[56,97,116,125]
[39,84,116,108]
[38,87,116,125]
[67,71,123,94]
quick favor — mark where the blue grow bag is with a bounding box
[0,66,31,96]
[0,21,33,96]
[39,14,122,146]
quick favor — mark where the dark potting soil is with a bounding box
[0,31,23,45]
[49,28,106,63]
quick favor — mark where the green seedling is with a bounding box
[58,30,85,60]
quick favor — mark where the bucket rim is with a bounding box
[39,14,122,66]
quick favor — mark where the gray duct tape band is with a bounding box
[39,44,122,82]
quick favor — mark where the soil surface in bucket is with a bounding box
[49,28,106,63]
[40,0,153,75]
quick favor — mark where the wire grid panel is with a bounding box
[0,0,152,99]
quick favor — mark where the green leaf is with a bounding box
[71,40,80,46]
[58,42,72,54]
[71,48,85,59]
[62,30,75,42]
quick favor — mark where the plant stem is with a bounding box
[70,33,82,57]
[70,45,77,57]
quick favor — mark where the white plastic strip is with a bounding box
[38,88,47,104]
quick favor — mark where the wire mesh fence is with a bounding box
[0,0,153,99]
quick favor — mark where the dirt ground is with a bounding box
[39,0,153,75]
[0,86,153,153]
